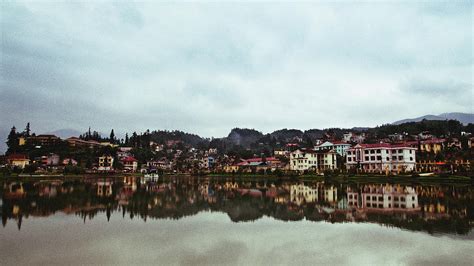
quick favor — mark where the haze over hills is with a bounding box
[1,114,473,154]
[392,112,473,125]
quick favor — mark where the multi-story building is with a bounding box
[98,156,114,171]
[122,156,138,172]
[345,143,416,173]
[28,134,61,147]
[314,141,351,156]
[290,149,337,172]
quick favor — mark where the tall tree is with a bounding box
[7,126,19,153]
[110,129,115,144]
[125,133,129,145]
[25,122,31,137]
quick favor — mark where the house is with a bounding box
[41,153,60,166]
[117,147,133,160]
[98,156,114,171]
[7,154,30,169]
[314,141,351,156]
[199,156,215,169]
[290,183,318,205]
[290,149,337,173]
[346,143,416,174]
[122,156,138,172]
[62,158,78,166]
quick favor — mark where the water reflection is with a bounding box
[1,177,472,235]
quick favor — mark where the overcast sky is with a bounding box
[1,1,472,141]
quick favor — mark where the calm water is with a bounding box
[1,176,473,265]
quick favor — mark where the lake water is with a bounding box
[1,176,473,265]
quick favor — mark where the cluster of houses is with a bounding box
[2,130,473,176]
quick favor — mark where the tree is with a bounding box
[125,133,129,145]
[25,122,31,137]
[110,129,115,144]
[7,126,19,154]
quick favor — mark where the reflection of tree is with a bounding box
[1,178,473,235]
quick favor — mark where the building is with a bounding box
[28,134,61,147]
[41,153,60,166]
[290,149,337,172]
[7,154,30,169]
[98,156,114,171]
[122,156,138,172]
[314,141,351,156]
[66,137,101,149]
[405,139,445,154]
[346,143,416,173]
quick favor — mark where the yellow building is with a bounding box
[7,154,30,169]
[98,156,114,171]
[18,137,26,146]
[419,139,445,154]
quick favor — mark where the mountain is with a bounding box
[226,128,263,147]
[393,112,473,125]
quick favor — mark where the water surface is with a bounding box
[1,176,473,265]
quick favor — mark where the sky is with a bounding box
[1,1,473,145]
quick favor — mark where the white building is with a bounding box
[345,143,416,173]
[290,149,338,172]
[314,141,351,156]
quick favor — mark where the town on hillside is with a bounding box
[1,119,473,177]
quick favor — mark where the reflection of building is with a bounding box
[346,143,416,173]
[350,184,419,211]
[321,185,338,203]
[290,184,317,205]
[97,180,113,197]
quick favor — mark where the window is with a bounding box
[410,157,413,161]
[392,156,397,161]
[364,150,369,154]
[366,196,370,200]
[394,196,399,201]
[388,204,391,208]
[377,149,381,153]
[377,156,382,160]
[412,204,415,208]
[398,156,403,161]
[372,196,377,200]
[412,196,415,201]
[366,203,370,207]
[348,157,352,162]
[409,150,412,154]
[378,204,383,208]
[386,157,390,161]
[370,150,375,154]
[365,156,369,161]
[400,197,405,202]
[388,196,391,200]
[349,195,353,199]
[371,156,375,160]
[398,149,403,153]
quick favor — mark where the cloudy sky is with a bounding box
[1,1,472,143]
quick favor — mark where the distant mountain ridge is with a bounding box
[393,112,473,125]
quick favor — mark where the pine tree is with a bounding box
[110,129,115,144]
[7,126,19,153]
[25,122,31,137]
[125,133,129,145]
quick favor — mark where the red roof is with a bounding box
[246,157,279,163]
[7,154,28,160]
[122,156,137,163]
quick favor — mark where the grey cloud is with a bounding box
[0,1,471,148]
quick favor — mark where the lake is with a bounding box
[1,176,473,265]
